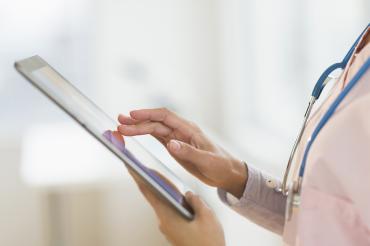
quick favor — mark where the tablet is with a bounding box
[15,55,194,220]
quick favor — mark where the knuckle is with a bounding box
[188,121,203,136]
[159,107,170,114]
[181,144,192,155]
[152,122,167,136]
[151,123,159,134]
[188,121,201,132]
[159,107,174,121]
[149,123,158,134]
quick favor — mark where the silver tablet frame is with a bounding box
[15,55,194,220]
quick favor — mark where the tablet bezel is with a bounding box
[15,55,194,220]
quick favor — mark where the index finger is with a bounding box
[130,108,195,133]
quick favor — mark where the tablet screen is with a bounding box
[102,130,184,203]
[15,56,193,219]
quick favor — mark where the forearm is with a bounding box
[218,164,286,235]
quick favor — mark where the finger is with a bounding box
[118,114,142,125]
[128,168,170,212]
[135,181,177,220]
[185,192,210,218]
[130,108,196,134]
[128,168,161,206]
[128,168,189,224]
[116,127,168,148]
[152,135,168,146]
[127,168,146,187]
[167,140,212,172]
[139,184,160,207]
[118,122,172,137]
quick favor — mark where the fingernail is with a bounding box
[169,140,181,152]
[129,111,137,117]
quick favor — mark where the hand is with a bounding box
[129,169,225,246]
[117,108,247,198]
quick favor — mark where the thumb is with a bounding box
[167,139,210,167]
[185,191,210,218]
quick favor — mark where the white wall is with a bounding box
[0,140,46,246]
[220,0,370,173]
[93,0,223,132]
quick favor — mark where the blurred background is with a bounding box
[0,0,369,245]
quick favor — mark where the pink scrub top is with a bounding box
[218,26,370,246]
[283,27,370,245]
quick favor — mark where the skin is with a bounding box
[117,108,248,246]
[129,169,225,246]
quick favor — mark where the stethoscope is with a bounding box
[268,24,370,222]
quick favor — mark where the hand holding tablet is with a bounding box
[102,129,192,212]
[14,55,234,246]
[15,56,194,219]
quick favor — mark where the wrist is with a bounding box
[224,160,248,199]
